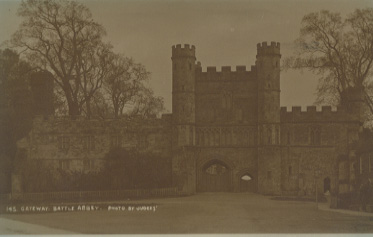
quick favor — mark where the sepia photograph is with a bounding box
[0,0,373,234]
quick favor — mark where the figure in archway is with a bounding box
[360,179,372,212]
[323,177,331,194]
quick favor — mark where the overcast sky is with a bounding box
[0,0,372,112]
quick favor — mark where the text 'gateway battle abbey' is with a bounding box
[16,42,364,196]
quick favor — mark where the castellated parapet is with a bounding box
[172,44,196,58]
[280,106,358,122]
[256,41,281,56]
[196,65,257,81]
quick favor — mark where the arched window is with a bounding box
[287,131,290,144]
[201,132,205,146]
[210,132,215,146]
[222,95,227,109]
[276,128,279,144]
[310,129,315,145]
[315,128,321,145]
[267,128,272,144]
[223,93,232,110]
[189,127,193,145]
[206,132,210,146]
[215,131,220,146]
[221,131,226,146]
[310,127,321,145]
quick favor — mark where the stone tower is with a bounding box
[340,87,367,124]
[171,44,196,147]
[256,42,282,194]
[171,44,197,194]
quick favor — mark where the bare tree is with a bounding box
[130,87,165,119]
[11,0,106,117]
[76,42,113,118]
[285,9,373,114]
[103,54,150,118]
[90,90,113,119]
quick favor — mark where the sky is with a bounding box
[0,0,372,112]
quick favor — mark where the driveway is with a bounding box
[1,192,372,234]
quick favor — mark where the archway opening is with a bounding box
[197,159,231,192]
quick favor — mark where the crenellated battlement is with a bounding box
[172,44,196,58]
[280,106,358,122]
[199,65,256,73]
[257,41,280,56]
[280,105,344,113]
[196,65,257,80]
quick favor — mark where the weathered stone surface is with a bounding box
[17,116,172,173]
[16,42,363,196]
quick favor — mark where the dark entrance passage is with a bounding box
[239,174,255,192]
[197,160,231,192]
[324,177,331,193]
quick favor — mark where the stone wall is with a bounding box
[278,106,361,196]
[280,147,337,196]
[195,67,258,125]
[258,147,282,195]
[17,115,172,173]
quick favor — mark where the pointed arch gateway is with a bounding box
[197,159,232,192]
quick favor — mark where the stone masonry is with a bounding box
[16,42,364,196]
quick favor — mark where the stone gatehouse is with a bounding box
[16,42,364,196]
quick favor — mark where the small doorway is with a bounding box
[239,173,255,192]
[324,177,331,193]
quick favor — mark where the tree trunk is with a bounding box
[66,95,80,118]
[85,97,92,119]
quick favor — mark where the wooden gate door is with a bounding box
[197,160,231,192]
